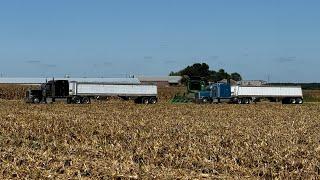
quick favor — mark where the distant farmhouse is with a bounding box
[137,76,182,86]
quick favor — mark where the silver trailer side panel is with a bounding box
[232,86,303,97]
[69,82,157,96]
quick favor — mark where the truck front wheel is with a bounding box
[202,98,210,104]
[33,97,40,104]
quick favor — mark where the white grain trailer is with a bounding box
[231,86,303,104]
[69,81,157,104]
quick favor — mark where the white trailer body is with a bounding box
[69,81,157,97]
[230,85,303,104]
[232,86,303,98]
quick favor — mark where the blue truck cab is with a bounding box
[195,83,232,103]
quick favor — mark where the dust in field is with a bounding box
[0,100,320,179]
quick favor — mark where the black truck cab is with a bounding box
[25,80,70,103]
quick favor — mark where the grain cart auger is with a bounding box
[170,77,206,104]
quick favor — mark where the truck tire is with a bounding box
[237,98,242,104]
[82,97,91,104]
[296,98,303,104]
[142,98,149,104]
[202,98,210,104]
[149,97,157,104]
[33,97,40,104]
[73,96,82,104]
[290,98,296,104]
[243,98,252,104]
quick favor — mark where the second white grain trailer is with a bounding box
[195,83,303,104]
[231,85,303,104]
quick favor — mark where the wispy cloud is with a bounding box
[159,41,169,48]
[44,64,57,68]
[164,60,177,64]
[209,56,220,61]
[143,56,153,60]
[25,59,57,69]
[93,61,113,68]
[25,60,41,64]
[275,57,298,63]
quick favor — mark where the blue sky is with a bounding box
[0,0,319,82]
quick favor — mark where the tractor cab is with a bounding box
[187,77,206,93]
[170,76,207,103]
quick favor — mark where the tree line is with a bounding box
[169,63,242,82]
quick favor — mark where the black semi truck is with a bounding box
[26,80,158,104]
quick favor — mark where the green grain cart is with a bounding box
[170,77,206,103]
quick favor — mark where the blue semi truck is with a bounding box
[195,83,304,104]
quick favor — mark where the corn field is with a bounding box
[0,85,35,100]
[0,99,319,179]
[0,85,320,178]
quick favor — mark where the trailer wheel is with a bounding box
[142,98,149,104]
[82,97,91,104]
[296,98,303,104]
[73,96,82,104]
[149,97,157,104]
[290,98,296,104]
[33,97,40,104]
[237,98,242,104]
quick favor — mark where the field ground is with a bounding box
[303,90,320,102]
[0,100,320,179]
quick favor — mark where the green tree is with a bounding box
[169,63,242,82]
[170,63,211,78]
[231,72,242,81]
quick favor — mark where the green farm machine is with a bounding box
[170,77,206,103]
